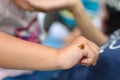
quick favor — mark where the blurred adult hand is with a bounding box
[12,0,79,12]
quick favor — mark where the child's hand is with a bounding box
[58,36,100,69]
[12,0,80,12]
[25,0,79,12]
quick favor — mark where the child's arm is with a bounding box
[69,1,109,46]
[0,31,59,70]
[0,31,99,70]
[64,27,82,44]
[19,0,109,46]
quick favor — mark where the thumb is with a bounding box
[80,55,94,66]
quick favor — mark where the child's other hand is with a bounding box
[58,36,100,69]
[25,0,79,12]
[13,0,80,12]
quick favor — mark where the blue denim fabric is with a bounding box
[58,39,120,80]
[4,70,61,80]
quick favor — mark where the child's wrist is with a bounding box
[70,2,84,16]
[56,48,71,70]
[54,48,65,69]
[56,48,65,69]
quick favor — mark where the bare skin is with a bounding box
[64,27,82,44]
[13,0,109,46]
[0,0,100,70]
[0,31,99,70]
